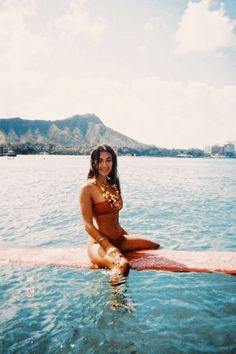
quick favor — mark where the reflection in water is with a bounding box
[107,277,135,313]
[109,269,127,286]
[90,268,135,313]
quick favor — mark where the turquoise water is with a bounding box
[0,155,236,353]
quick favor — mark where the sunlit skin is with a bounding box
[80,150,159,283]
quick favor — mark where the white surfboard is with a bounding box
[0,247,236,275]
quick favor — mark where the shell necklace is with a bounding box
[94,180,121,209]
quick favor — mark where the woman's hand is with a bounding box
[106,247,123,266]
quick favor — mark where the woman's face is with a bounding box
[97,151,113,177]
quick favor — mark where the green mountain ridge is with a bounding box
[0,114,149,149]
[0,114,206,157]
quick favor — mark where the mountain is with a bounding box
[0,114,149,149]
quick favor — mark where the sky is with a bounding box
[0,0,236,149]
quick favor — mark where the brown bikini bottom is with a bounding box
[110,234,126,247]
[99,233,126,248]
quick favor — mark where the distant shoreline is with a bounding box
[1,143,235,159]
[0,144,206,158]
[1,153,236,159]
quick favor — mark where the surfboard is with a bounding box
[0,247,236,275]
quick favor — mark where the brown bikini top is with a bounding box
[93,199,122,216]
[92,180,122,216]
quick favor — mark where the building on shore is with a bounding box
[204,141,235,157]
[223,143,235,157]
[204,146,212,155]
[211,145,224,156]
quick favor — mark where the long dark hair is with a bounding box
[87,144,121,193]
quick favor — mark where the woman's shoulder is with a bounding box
[80,180,96,194]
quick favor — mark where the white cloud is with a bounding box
[1,73,235,148]
[0,0,50,71]
[2,0,36,17]
[54,0,107,43]
[144,22,154,32]
[138,44,147,53]
[176,0,236,53]
[143,15,170,34]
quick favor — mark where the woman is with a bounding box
[80,144,159,283]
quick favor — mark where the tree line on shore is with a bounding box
[0,143,205,157]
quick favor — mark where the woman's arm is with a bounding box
[79,184,115,252]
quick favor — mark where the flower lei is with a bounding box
[94,180,121,208]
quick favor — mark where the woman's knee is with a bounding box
[88,244,112,268]
[87,244,130,274]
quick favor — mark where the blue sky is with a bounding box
[0,0,236,148]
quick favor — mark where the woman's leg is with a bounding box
[88,243,130,282]
[119,235,160,252]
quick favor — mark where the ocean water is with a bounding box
[0,155,236,354]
